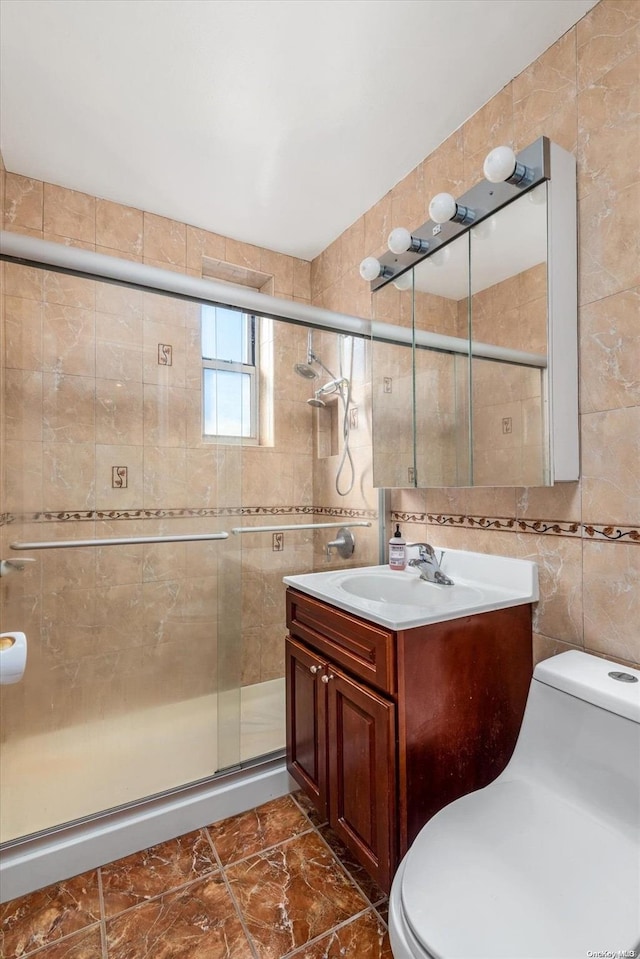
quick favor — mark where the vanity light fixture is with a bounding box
[387,227,430,255]
[359,256,394,282]
[392,271,413,291]
[428,192,475,225]
[483,145,533,186]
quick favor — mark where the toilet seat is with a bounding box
[392,777,640,959]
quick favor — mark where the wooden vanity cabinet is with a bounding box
[286,587,533,894]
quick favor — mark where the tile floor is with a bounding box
[0,791,393,958]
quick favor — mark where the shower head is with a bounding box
[317,376,349,397]
[294,362,319,380]
[307,395,326,408]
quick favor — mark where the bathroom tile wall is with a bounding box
[310,0,639,669]
[0,170,378,745]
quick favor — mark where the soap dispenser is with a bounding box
[389,524,407,571]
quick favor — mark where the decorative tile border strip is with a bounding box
[2,505,378,526]
[392,512,639,544]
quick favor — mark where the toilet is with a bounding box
[388,651,640,959]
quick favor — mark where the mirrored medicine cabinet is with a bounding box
[369,137,578,489]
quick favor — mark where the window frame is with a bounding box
[201,307,259,444]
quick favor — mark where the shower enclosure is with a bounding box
[0,241,379,894]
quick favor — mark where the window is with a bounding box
[201,305,258,441]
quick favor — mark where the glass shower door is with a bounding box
[0,262,242,842]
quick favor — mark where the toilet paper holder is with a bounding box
[0,632,28,684]
[0,558,36,577]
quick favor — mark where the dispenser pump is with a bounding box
[389,524,407,571]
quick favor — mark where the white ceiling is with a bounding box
[1,0,596,261]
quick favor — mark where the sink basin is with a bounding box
[340,572,482,608]
[284,549,538,630]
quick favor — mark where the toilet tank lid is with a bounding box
[534,651,640,723]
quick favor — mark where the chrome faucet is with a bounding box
[408,543,454,586]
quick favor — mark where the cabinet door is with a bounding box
[285,636,328,820]
[326,666,397,892]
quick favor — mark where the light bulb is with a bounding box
[393,271,413,291]
[359,256,383,281]
[483,145,517,183]
[388,227,429,255]
[388,227,412,254]
[429,193,457,224]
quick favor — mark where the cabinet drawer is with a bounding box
[286,589,395,695]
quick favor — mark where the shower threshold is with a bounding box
[0,677,285,845]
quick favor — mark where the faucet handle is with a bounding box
[408,542,435,560]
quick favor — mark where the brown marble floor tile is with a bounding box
[225,830,368,959]
[105,874,253,959]
[0,871,101,959]
[318,825,387,905]
[290,909,393,958]
[290,789,328,829]
[207,794,311,865]
[19,925,104,959]
[100,829,217,917]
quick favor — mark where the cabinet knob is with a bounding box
[321,673,334,684]
[309,664,321,674]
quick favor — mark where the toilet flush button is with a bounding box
[608,671,638,683]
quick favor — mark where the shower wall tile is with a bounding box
[95,282,144,319]
[143,384,189,447]
[143,445,187,507]
[577,0,640,90]
[42,372,95,443]
[96,377,143,445]
[260,248,294,297]
[142,319,186,386]
[293,256,312,299]
[43,184,96,245]
[579,287,640,414]
[4,295,43,370]
[143,212,186,267]
[95,540,144,588]
[224,237,262,272]
[2,440,43,512]
[42,443,96,512]
[96,197,144,255]
[3,172,43,231]
[43,270,95,310]
[4,368,43,441]
[185,224,226,272]
[3,261,44,301]
[95,444,143,510]
[42,304,96,377]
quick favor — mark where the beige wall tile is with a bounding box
[579,180,640,306]
[185,225,226,273]
[42,303,95,376]
[96,377,143,446]
[513,29,578,154]
[143,446,186,508]
[515,482,582,524]
[4,368,42,442]
[143,384,188,447]
[583,540,639,666]
[3,440,43,512]
[42,443,96,511]
[580,288,640,414]
[43,270,95,309]
[3,173,43,230]
[581,406,640,524]
[96,198,143,255]
[462,84,514,190]
[3,262,44,301]
[4,296,43,370]
[143,212,186,267]
[42,372,95,444]
[224,237,262,272]
[43,183,95,244]
[578,49,639,201]
[533,632,583,667]
[292,258,311,300]
[577,0,640,90]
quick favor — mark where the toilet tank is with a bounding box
[498,651,640,835]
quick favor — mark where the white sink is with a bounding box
[284,547,538,630]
